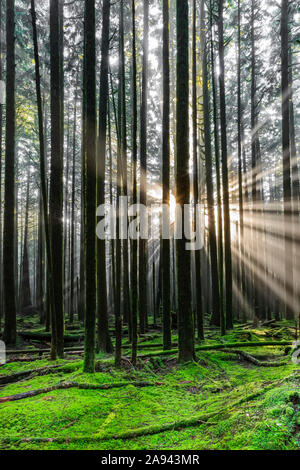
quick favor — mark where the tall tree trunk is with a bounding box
[162,0,172,349]
[139,0,149,334]
[176,0,194,362]
[209,0,224,333]
[50,0,64,358]
[250,0,260,320]
[120,0,131,339]
[131,0,138,365]
[36,192,44,323]
[114,4,124,368]
[59,0,64,164]
[70,77,78,325]
[14,158,18,311]
[79,16,86,325]
[218,0,233,329]
[31,0,55,347]
[289,48,299,214]
[202,0,220,335]
[97,0,113,353]
[108,99,116,320]
[288,40,299,316]
[237,0,246,321]
[20,173,32,311]
[63,108,70,318]
[3,0,17,345]
[192,0,203,341]
[281,0,294,320]
[0,0,3,330]
[83,0,97,372]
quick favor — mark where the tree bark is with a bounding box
[120,0,131,339]
[131,0,138,365]
[31,0,56,346]
[139,0,149,334]
[97,0,113,353]
[209,0,224,333]
[176,0,194,362]
[83,0,97,372]
[281,0,294,320]
[191,0,204,341]
[20,173,32,311]
[218,0,233,329]
[70,75,79,324]
[162,0,172,349]
[237,0,246,321]
[3,0,17,345]
[202,1,220,336]
[0,0,3,330]
[49,0,64,358]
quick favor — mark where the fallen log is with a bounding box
[235,322,253,329]
[137,341,293,359]
[123,343,177,350]
[0,381,162,403]
[220,348,287,367]
[19,332,84,343]
[6,346,84,356]
[6,337,163,357]
[4,356,81,365]
[0,365,63,385]
[261,319,277,327]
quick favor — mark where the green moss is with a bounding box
[0,324,299,450]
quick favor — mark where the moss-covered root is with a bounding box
[0,410,218,445]
[221,348,287,367]
[0,381,162,403]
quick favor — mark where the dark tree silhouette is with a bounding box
[176,0,194,362]
[3,0,17,345]
[162,0,171,350]
[83,0,97,372]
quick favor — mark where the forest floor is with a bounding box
[0,319,299,450]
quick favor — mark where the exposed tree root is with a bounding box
[220,348,287,367]
[0,410,218,443]
[0,381,162,403]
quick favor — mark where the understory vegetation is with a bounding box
[0,320,299,450]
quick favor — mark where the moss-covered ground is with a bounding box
[0,322,299,450]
